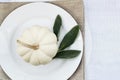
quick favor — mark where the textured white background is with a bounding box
[84,0,120,80]
[0,0,120,80]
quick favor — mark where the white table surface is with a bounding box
[0,0,120,80]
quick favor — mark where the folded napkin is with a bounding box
[0,0,84,80]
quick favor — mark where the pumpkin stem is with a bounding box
[17,40,39,50]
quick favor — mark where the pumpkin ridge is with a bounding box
[39,49,51,58]
[40,32,57,45]
[22,51,32,62]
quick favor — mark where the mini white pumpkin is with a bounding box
[16,25,58,66]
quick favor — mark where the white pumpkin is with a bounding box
[16,25,58,66]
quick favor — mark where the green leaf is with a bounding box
[53,15,62,40]
[59,25,80,50]
[54,50,81,59]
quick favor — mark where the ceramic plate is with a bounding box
[0,2,83,80]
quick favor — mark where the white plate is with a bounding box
[0,2,83,80]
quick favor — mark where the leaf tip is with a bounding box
[75,25,80,29]
[57,14,62,21]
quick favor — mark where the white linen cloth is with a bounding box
[84,0,120,80]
